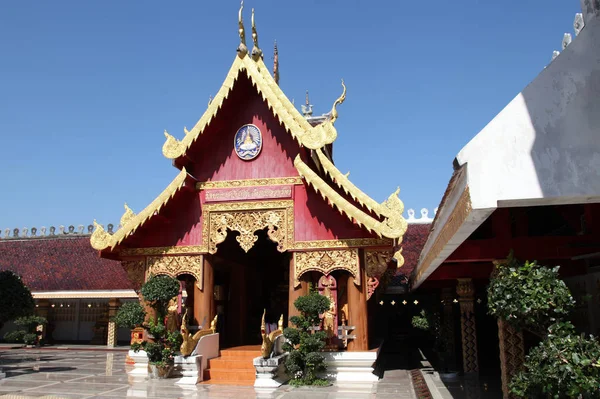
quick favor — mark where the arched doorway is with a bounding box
[210,228,289,348]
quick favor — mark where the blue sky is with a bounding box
[0,1,581,231]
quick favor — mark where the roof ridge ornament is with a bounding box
[251,8,262,61]
[330,79,346,124]
[237,1,248,57]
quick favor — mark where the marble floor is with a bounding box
[0,349,417,399]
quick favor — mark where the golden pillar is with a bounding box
[107,298,121,348]
[457,278,478,374]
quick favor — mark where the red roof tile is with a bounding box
[0,237,133,291]
[395,223,431,276]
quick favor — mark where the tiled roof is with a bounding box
[395,223,431,276]
[0,236,132,291]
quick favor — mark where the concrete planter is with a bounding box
[148,364,174,379]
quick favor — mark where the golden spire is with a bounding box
[237,1,248,57]
[330,79,346,124]
[273,40,279,85]
[251,8,262,60]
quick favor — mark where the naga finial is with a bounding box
[237,1,248,57]
[330,79,346,124]
[251,8,262,60]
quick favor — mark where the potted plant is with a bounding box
[283,287,331,386]
[114,275,182,379]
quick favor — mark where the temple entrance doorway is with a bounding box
[210,229,289,349]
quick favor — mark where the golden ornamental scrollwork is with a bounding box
[209,209,286,253]
[203,200,294,255]
[379,188,409,239]
[162,130,184,159]
[90,220,112,251]
[300,80,345,150]
[120,203,136,227]
[365,250,393,279]
[146,255,204,289]
[293,238,393,250]
[197,177,303,190]
[120,245,206,257]
[121,260,146,292]
[293,249,360,288]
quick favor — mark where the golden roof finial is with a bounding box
[251,8,262,60]
[330,79,346,124]
[237,1,248,57]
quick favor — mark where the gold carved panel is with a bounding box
[121,260,146,292]
[364,250,393,279]
[202,200,294,255]
[293,249,360,288]
[146,255,204,289]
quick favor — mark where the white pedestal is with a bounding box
[125,350,148,377]
[321,351,379,383]
[174,355,203,385]
[253,354,289,388]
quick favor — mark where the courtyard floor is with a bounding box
[0,348,417,399]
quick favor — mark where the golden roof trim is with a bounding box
[162,51,345,159]
[293,238,393,250]
[196,176,303,190]
[91,168,189,251]
[315,149,386,217]
[294,156,407,239]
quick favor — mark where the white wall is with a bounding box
[456,14,600,209]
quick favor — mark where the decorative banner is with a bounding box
[204,186,293,203]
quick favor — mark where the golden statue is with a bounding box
[260,310,283,359]
[180,309,218,356]
[166,299,181,333]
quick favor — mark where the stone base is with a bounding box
[321,351,379,383]
[125,350,148,377]
[253,354,289,388]
[173,355,202,385]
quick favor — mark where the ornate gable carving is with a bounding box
[293,249,360,287]
[146,255,204,290]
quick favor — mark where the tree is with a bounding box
[283,288,331,386]
[488,254,600,397]
[114,275,182,370]
[0,270,35,330]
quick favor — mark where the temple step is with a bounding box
[202,345,261,385]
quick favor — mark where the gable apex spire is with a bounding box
[251,8,262,60]
[237,1,248,57]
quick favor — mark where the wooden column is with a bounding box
[347,268,368,351]
[194,255,214,327]
[288,256,308,326]
[457,278,478,374]
[106,298,121,348]
[498,318,524,399]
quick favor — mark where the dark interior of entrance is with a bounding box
[210,229,289,348]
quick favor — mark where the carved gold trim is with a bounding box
[293,238,392,250]
[293,249,360,288]
[414,186,472,283]
[365,250,393,279]
[120,246,206,257]
[197,177,303,190]
[91,168,189,250]
[146,255,204,289]
[121,260,146,292]
[202,200,294,255]
[295,155,408,239]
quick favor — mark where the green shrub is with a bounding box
[3,330,25,343]
[283,288,330,386]
[0,271,35,329]
[487,254,574,333]
[141,275,180,320]
[411,310,430,331]
[113,302,145,329]
[14,315,47,331]
[23,333,37,346]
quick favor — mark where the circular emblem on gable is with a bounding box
[234,124,262,161]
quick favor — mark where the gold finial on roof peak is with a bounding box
[251,8,262,60]
[237,1,248,57]
[330,79,346,124]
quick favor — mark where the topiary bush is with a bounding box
[488,253,575,334]
[283,288,331,386]
[141,275,180,321]
[113,302,146,330]
[3,330,25,343]
[510,321,600,398]
[488,253,600,397]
